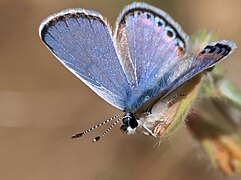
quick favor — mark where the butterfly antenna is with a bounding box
[71,115,120,139]
[92,117,122,143]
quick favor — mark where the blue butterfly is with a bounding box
[39,2,236,142]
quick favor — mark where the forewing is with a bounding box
[114,2,188,89]
[39,9,131,110]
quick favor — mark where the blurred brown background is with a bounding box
[0,0,240,179]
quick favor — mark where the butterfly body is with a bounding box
[39,3,236,140]
[123,73,202,136]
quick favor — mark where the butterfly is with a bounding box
[39,2,236,142]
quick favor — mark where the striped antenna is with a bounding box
[92,117,122,143]
[71,115,120,139]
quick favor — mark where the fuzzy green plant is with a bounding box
[186,31,241,175]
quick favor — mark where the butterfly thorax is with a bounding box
[126,89,153,112]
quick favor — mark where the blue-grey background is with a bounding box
[0,0,240,179]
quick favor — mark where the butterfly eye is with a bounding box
[129,118,138,129]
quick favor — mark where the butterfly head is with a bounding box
[120,112,141,135]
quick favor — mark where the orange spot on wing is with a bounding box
[197,53,221,60]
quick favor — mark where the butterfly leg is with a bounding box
[143,124,156,137]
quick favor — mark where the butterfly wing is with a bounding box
[114,2,188,90]
[165,40,237,96]
[137,40,237,113]
[39,9,131,110]
[115,2,190,111]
